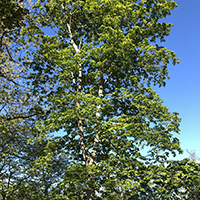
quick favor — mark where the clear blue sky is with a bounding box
[154,0,200,160]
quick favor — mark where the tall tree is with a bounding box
[0,1,51,199]
[25,0,183,199]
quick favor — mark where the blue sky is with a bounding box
[154,0,200,160]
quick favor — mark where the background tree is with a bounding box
[0,1,55,199]
[154,159,200,200]
[24,0,183,199]
[186,149,200,162]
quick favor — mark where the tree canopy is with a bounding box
[1,0,200,199]
[0,1,49,199]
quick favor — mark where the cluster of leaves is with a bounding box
[1,0,200,199]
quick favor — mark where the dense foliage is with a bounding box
[0,0,200,199]
[0,1,55,199]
